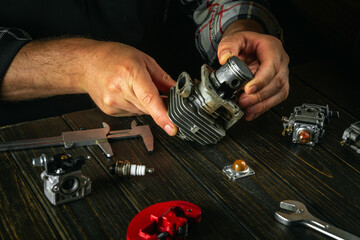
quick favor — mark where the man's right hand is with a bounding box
[83,41,177,136]
[2,38,177,135]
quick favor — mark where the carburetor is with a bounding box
[168,56,253,145]
[282,104,339,146]
[340,121,360,154]
[32,153,91,205]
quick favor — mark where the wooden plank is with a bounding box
[224,102,360,235]
[228,112,360,233]
[0,117,139,239]
[90,112,334,239]
[273,72,360,170]
[0,152,59,239]
[62,109,254,239]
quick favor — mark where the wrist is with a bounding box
[223,19,264,38]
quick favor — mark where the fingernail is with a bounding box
[219,50,233,65]
[164,124,175,136]
[248,85,257,94]
[239,97,250,107]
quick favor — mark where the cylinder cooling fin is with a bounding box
[168,56,253,145]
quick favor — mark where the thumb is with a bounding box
[218,50,233,66]
[217,33,246,65]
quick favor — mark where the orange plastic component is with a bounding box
[297,130,312,144]
[232,160,247,172]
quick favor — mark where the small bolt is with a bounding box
[55,168,64,174]
[32,154,47,167]
[52,185,59,192]
[296,209,304,214]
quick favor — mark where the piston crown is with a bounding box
[214,56,254,90]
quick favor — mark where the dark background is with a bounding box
[0,0,359,126]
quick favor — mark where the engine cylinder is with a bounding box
[168,56,253,145]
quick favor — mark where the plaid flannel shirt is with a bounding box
[192,0,281,65]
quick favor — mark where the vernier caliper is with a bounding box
[0,120,153,157]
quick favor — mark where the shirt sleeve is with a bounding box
[192,0,282,65]
[0,27,32,80]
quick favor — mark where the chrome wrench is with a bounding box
[275,200,360,240]
[0,120,153,157]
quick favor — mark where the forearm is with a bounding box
[1,38,97,101]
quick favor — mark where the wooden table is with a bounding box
[1,61,359,239]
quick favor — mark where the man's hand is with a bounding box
[82,42,177,135]
[217,20,290,120]
[2,38,177,135]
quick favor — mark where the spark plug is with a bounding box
[108,160,154,177]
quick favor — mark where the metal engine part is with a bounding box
[108,160,154,177]
[168,56,253,145]
[0,120,153,158]
[32,153,91,205]
[341,121,360,154]
[222,159,255,181]
[282,104,340,146]
[275,200,360,239]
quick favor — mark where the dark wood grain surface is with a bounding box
[0,61,359,239]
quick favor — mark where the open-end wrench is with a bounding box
[275,200,360,240]
[0,120,153,157]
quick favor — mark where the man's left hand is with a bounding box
[217,21,290,121]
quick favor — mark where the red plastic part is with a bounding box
[127,201,201,240]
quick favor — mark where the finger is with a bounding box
[132,68,178,136]
[244,38,284,94]
[217,33,246,65]
[243,82,290,121]
[145,56,176,94]
[124,93,150,114]
[239,65,289,108]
